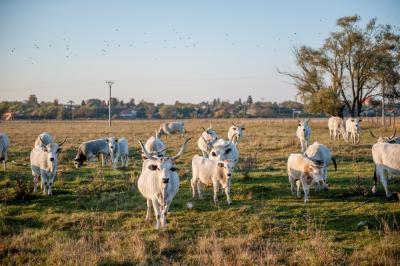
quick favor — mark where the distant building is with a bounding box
[2,112,14,121]
[119,109,137,119]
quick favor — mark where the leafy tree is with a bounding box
[280,15,400,116]
[246,95,253,105]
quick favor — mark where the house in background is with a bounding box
[119,109,137,119]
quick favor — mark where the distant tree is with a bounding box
[81,100,86,106]
[53,99,59,106]
[28,94,38,105]
[246,95,253,105]
[280,15,400,117]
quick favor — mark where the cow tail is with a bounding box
[331,157,337,171]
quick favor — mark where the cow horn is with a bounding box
[155,147,167,155]
[209,123,212,129]
[389,128,397,139]
[331,157,337,171]
[369,130,378,139]
[58,137,67,147]
[138,140,157,161]
[171,137,192,161]
[39,137,46,146]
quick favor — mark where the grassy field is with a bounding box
[0,119,399,265]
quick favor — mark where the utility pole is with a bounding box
[105,80,114,127]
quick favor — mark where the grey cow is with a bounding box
[73,138,110,168]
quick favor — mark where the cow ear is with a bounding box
[148,164,158,171]
[217,162,224,167]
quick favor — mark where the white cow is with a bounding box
[73,138,110,168]
[296,119,311,152]
[227,123,245,145]
[137,138,191,229]
[30,135,66,195]
[370,129,400,144]
[209,138,239,164]
[197,126,218,157]
[0,133,10,171]
[34,132,54,148]
[142,135,167,160]
[372,143,400,198]
[107,137,129,169]
[304,142,337,191]
[158,121,186,138]
[191,155,235,205]
[328,116,347,141]
[287,153,324,203]
[346,118,362,144]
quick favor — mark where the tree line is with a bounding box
[0,94,306,120]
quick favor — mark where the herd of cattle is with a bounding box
[0,118,399,229]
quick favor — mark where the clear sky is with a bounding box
[0,0,399,104]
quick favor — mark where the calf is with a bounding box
[191,155,235,205]
[346,118,362,144]
[287,153,324,203]
[197,126,218,157]
[30,135,66,195]
[107,137,129,169]
[296,119,311,152]
[227,123,245,145]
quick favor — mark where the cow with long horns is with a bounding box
[30,133,66,195]
[370,129,400,144]
[137,138,191,229]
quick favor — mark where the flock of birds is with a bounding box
[7,19,327,65]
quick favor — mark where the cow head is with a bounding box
[230,123,245,144]
[217,159,235,189]
[202,126,219,142]
[297,119,310,132]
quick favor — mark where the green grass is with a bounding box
[0,119,399,265]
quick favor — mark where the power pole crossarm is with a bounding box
[105,80,114,127]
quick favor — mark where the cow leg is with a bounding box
[145,199,152,222]
[196,180,203,199]
[295,180,301,198]
[289,177,296,196]
[213,181,219,204]
[191,177,197,198]
[33,174,39,193]
[3,161,6,171]
[125,155,129,167]
[378,168,392,198]
[161,203,170,227]
[224,185,232,205]
[151,199,161,229]
[329,130,333,141]
[300,177,310,203]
